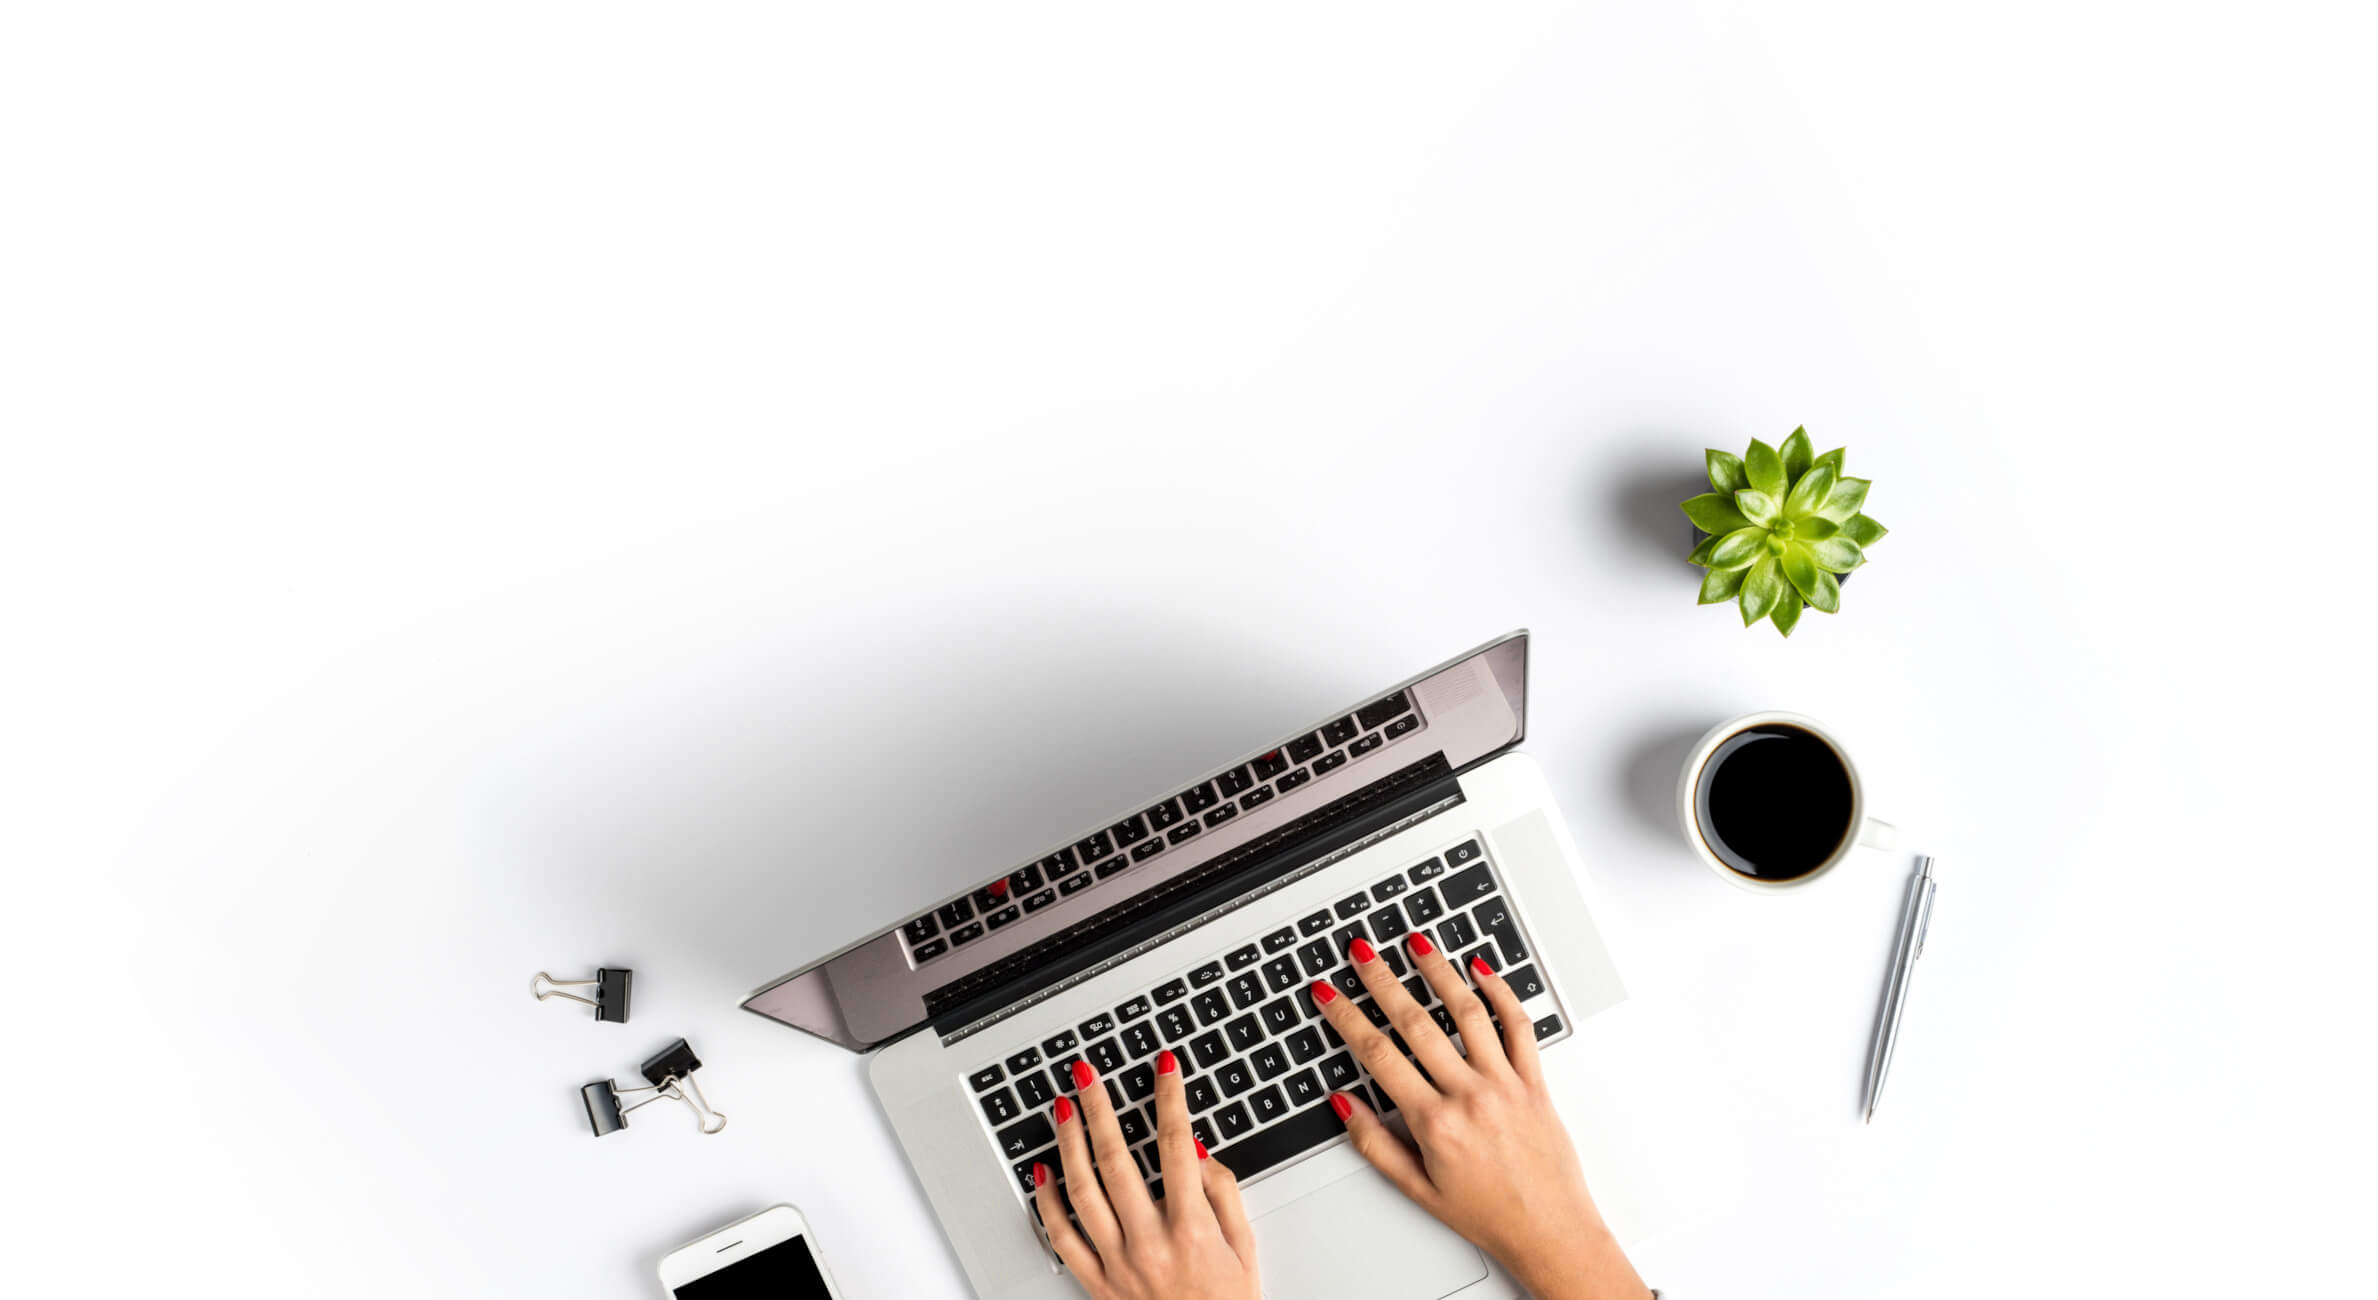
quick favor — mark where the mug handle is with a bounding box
[1859,818,1897,851]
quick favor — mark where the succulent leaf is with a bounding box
[1708,526,1768,570]
[1681,493,1753,535]
[1783,464,1837,520]
[1796,516,1841,541]
[1686,534,1722,567]
[1706,449,1748,495]
[1818,476,1870,522]
[1740,555,1784,624]
[1780,428,1813,483]
[1733,489,1780,527]
[1745,439,1785,496]
[1781,543,1825,603]
[1698,565,1746,604]
[1841,514,1888,546]
[1771,587,1805,636]
[1804,567,1842,613]
[1812,447,1845,477]
[1806,536,1865,572]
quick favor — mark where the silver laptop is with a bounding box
[742,632,1626,1299]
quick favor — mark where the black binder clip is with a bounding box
[533,967,632,1023]
[581,1038,727,1137]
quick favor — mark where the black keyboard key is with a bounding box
[1355,997,1388,1028]
[969,1065,1006,1092]
[1368,906,1408,942]
[1156,1005,1197,1043]
[1297,938,1335,978]
[1365,1081,1400,1114]
[980,1087,1020,1125]
[1190,1031,1229,1068]
[994,1112,1053,1160]
[1018,1071,1056,1109]
[903,915,940,944]
[1474,898,1529,965]
[1262,954,1301,993]
[1211,1104,1341,1180]
[1121,1062,1156,1101]
[1371,877,1408,902]
[1116,1107,1151,1146]
[1299,909,1334,936]
[1330,966,1365,999]
[1011,1159,1042,1195]
[1533,1014,1564,1042]
[1006,1047,1043,1074]
[1085,1038,1126,1075]
[1296,985,1322,1019]
[1260,997,1300,1035]
[1404,976,1432,1006]
[1286,733,1324,764]
[1408,856,1446,884]
[985,905,1021,930]
[1349,732,1383,758]
[1116,995,1152,1023]
[1277,768,1311,793]
[1121,1021,1161,1059]
[1248,1084,1288,1123]
[1442,863,1497,906]
[1112,815,1149,847]
[976,884,1010,910]
[1216,764,1254,796]
[1145,799,1183,831]
[1131,839,1165,862]
[1168,821,1201,845]
[1258,926,1296,954]
[1008,863,1045,895]
[1215,1101,1255,1140]
[1204,804,1238,829]
[1190,962,1227,988]
[1381,945,1407,977]
[1430,1006,1456,1038]
[912,938,947,961]
[1060,871,1094,895]
[1216,1059,1256,1097]
[1226,1014,1264,1052]
[1252,1042,1289,1080]
[1464,945,1500,977]
[1022,889,1057,914]
[1227,972,1265,1009]
[1094,859,1131,882]
[1504,964,1546,1001]
[1193,989,1231,1026]
[1079,1011,1117,1040]
[1180,782,1218,814]
[1187,1076,1220,1113]
[1240,786,1275,811]
[1049,1058,1083,1095]
[1313,750,1347,776]
[1283,1067,1325,1107]
[1073,830,1112,863]
[1446,839,1484,867]
[1356,691,1412,731]
[1330,921,1367,957]
[1335,894,1369,920]
[1192,1116,1220,1151]
[1252,749,1290,779]
[1322,715,1359,746]
[1384,714,1420,740]
[1318,1051,1361,1091]
[948,921,984,946]
[1406,886,1443,924]
[1226,944,1262,971]
[1043,1030,1078,1056]
[938,898,975,927]
[1286,1026,1325,1064]
[1153,979,1190,1006]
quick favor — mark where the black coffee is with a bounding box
[1693,724,1854,880]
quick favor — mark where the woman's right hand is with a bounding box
[1311,934,1650,1300]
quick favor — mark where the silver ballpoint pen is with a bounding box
[1862,854,1936,1122]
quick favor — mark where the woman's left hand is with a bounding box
[1033,1054,1261,1300]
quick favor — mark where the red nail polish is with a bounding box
[1195,1139,1210,1160]
[1032,1161,1050,1188]
[1470,955,1494,979]
[1408,932,1435,958]
[1330,1093,1354,1123]
[990,879,1008,895]
[1350,937,1376,963]
[1157,1049,1178,1075]
[1053,1096,1074,1124]
[1312,980,1338,1005]
[1072,1060,1095,1089]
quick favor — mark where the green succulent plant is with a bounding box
[1680,427,1888,636]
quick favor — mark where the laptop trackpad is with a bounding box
[1252,1169,1489,1299]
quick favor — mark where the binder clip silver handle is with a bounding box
[533,968,632,1023]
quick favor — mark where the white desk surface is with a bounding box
[9,5,2371,1297]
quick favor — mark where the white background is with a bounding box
[5,3,2372,1296]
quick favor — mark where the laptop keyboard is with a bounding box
[898,691,1426,968]
[960,837,1567,1242]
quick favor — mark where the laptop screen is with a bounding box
[741,633,1530,1052]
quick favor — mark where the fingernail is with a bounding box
[1032,1161,1050,1188]
[1350,937,1376,963]
[1311,980,1338,1005]
[1329,1093,1354,1123]
[1072,1060,1095,1089]
[1194,1139,1210,1161]
[1470,955,1493,979]
[1157,1049,1178,1075]
[1408,932,1435,958]
[1053,1096,1074,1124]
[990,879,1008,895]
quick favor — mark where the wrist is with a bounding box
[1499,1223,1648,1300]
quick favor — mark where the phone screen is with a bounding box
[672,1234,833,1299]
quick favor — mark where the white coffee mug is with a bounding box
[1677,711,1896,892]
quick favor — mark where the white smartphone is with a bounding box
[656,1204,845,1299]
